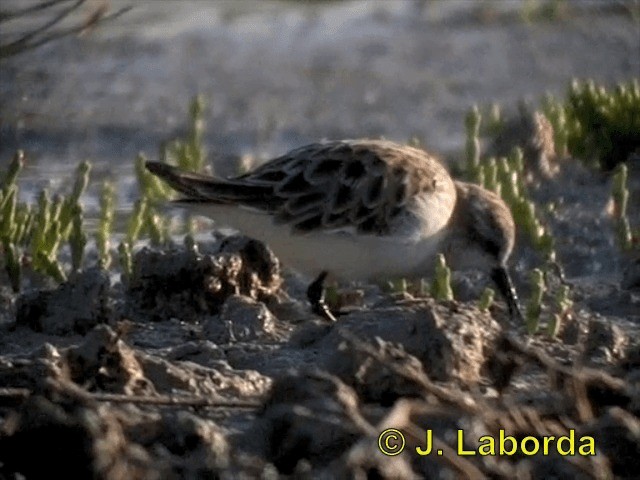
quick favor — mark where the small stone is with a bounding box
[203,295,277,343]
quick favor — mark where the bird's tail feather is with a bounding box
[145,161,275,208]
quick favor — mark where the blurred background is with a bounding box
[1,0,638,205]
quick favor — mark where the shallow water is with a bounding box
[1,0,637,202]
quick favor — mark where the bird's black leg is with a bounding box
[306,271,338,322]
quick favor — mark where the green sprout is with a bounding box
[565,79,640,170]
[65,162,91,272]
[4,243,21,292]
[187,95,207,172]
[135,153,170,202]
[126,198,147,246]
[2,150,24,190]
[497,158,519,205]
[14,204,33,246]
[0,155,23,292]
[511,197,555,260]
[118,241,133,283]
[478,287,495,312]
[0,185,17,243]
[388,278,408,295]
[430,254,454,301]
[465,105,482,181]
[485,103,504,137]
[146,210,169,246]
[0,97,216,290]
[611,163,634,250]
[611,163,629,219]
[482,157,500,196]
[525,268,545,334]
[0,154,27,291]
[547,284,572,337]
[164,95,208,174]
[27,189,59,279]
[136,95,210,242]
[59,161,90,239]
[507,147,525,176]
[69,204,87,272]
[97,181,116,269]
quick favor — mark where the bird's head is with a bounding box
[444,181,522,321]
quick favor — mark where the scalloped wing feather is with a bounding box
[148,140,456,237]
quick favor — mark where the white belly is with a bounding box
[182,203,445,281]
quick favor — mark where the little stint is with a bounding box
[146,139,522,322]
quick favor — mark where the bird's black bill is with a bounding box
[491,266,523,323]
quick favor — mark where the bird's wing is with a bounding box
[146,140,453,236]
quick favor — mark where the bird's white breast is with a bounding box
[181,202,448,281]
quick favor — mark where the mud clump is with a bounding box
[314,300,501,390]
[584,318,628,363]
[327,336,430,406]
[1,292,639,478]
[0,388,156,480]
[65,325,155,395]
[579,407,640,479]
[152,411,231,476]
[127,236,282,322]
[16,268,111,334]
[203,294,279,343]
[2,247,639,479]
[254,369,369,474]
